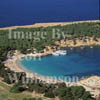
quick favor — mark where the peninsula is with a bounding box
[0,20,100,100]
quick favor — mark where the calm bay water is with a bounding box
[0,0,99,28]
[20,46,100,78]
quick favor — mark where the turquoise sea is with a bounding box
[20,46,100,78]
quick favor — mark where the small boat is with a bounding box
[81,46,84,49]
[52,52,60,56]
[52,50,67,56]
[59,50,67,55]
[60,50,67,55]
[70,48,73,50]
[90,46,93,48]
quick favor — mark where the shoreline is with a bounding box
[4,45,100,79]
[5,53,62,83]
[0,20,100,30]
[4,46,100,97]
[5,45,100,81]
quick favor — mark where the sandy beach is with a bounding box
[4,51,61,83]
[79,76,100,98]
[0,20,99,30]
[4,50,100,98]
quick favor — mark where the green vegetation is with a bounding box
[98,95,100,100]
[23,98,43,100]
[10,82,27,93]
[0,81,32,100]
[0,22,100,53]
[0,22,100,100]
[8,78,94,100]
[58,86,93,100]
[44,91,55,98]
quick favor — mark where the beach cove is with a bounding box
[4,46,100,97]
[2,20,100,98]
[5,46,100,78]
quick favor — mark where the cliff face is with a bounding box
[55,37,100,47]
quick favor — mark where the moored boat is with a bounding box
[52,50,67,56]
